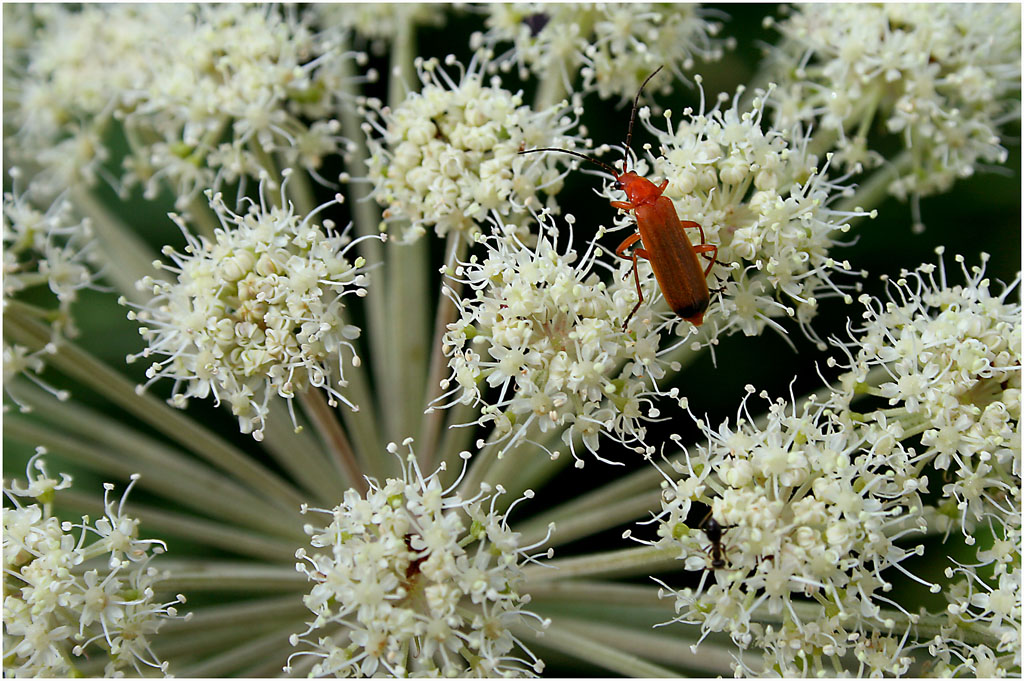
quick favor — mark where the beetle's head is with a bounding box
[615,172,662,207]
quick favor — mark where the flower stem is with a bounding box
[154,561,305,592]
[521,487,662,548]
[5,402,302,542]
[298,390,367,495]
[163,623,301,678]
[525,545,679,581]
[184,192,221,242]
[419,232,467,470]
[836,149,914,224]
[4,306,309,514]
[56,486,298,562]
[161,594,306,632]
[553,616,735,676]
[509,615,679,677]
[70,186,160,303]
[258,399,347,504]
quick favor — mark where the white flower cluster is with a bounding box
[3,451,187,677]
[314,4,447,55]
[833,251,1021,675]
[646,389,929,676]
[3,169,101,411]
[477,4,732,102]
[644,252,1021,675]
[436,216,683,465]
[125,175,373,441]
[833,251,1021,540]
[364,55,584,243]
[287,440,550,677]
[635,83,869,344]
[5,4,363,205]
[3,171,99,337]
[766,4,1022,208]
[935,559,1021,676]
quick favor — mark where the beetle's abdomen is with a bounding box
[635,199,710,326]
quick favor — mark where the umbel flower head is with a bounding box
[436,213,683,465]
[125,172,374,441]
[3,451,187,677]
[831,249,1021,536]
[3,168,101,411]
[645,387,931,676]
[2,168,100,339]
[632,81,869,344]
[364,54,585,243]
[765,3,1022,221]
[477,3,733,102]
[287,440,551,677]
[4,4,364,205]
[643,252,1021,676]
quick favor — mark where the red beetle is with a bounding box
[521,67,717,329]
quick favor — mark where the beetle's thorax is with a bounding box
[615,172,664,208]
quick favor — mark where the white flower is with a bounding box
[5,4,366,205]
[642,387,929,675]
[364,55,585,243]
[3,169,101,411]
[633,82,870,345]
[766,4,1021,215]
[286,440,550,677]
[3,169,101,339]
[436,214,685,465]
[2,451,187,677]
[124,173,376,441]
[831,250,1021,540]
[477,3,733,102]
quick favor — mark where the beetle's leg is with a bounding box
[615,232,643,260]
[622,248,652,330]
[610,200,634,211]
[693,244,719,277]
[683,221,724,270]
[681,220,706,245]
[657,179,669,193]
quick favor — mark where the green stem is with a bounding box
[56,487,297,563]
[517,460,663,541]
[386,22,431,454]
[436,400,485,487]
[534,69,568,112]
[165,624,299,678]
[298,390,366,495]
[509,616,679,678]
[525,545,679,581]
[419,232,467,470]
[554,616,735,676]
[184,192,221,242]
[70,187,159,303]
[281,153,318,216]
[522,487,662,548]
[835,149,914,224]
[154,561,306,592]
[4,307,308,514]
[335,39,388,390]
[249,139,280,201]
[384,234,430,448]
[159,594,306,632]
[526,580,665,608]
[259,398,348,505]
[5,411,301,542]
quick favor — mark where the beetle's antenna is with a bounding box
[519,147,619,177]
[624,66,664,168]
